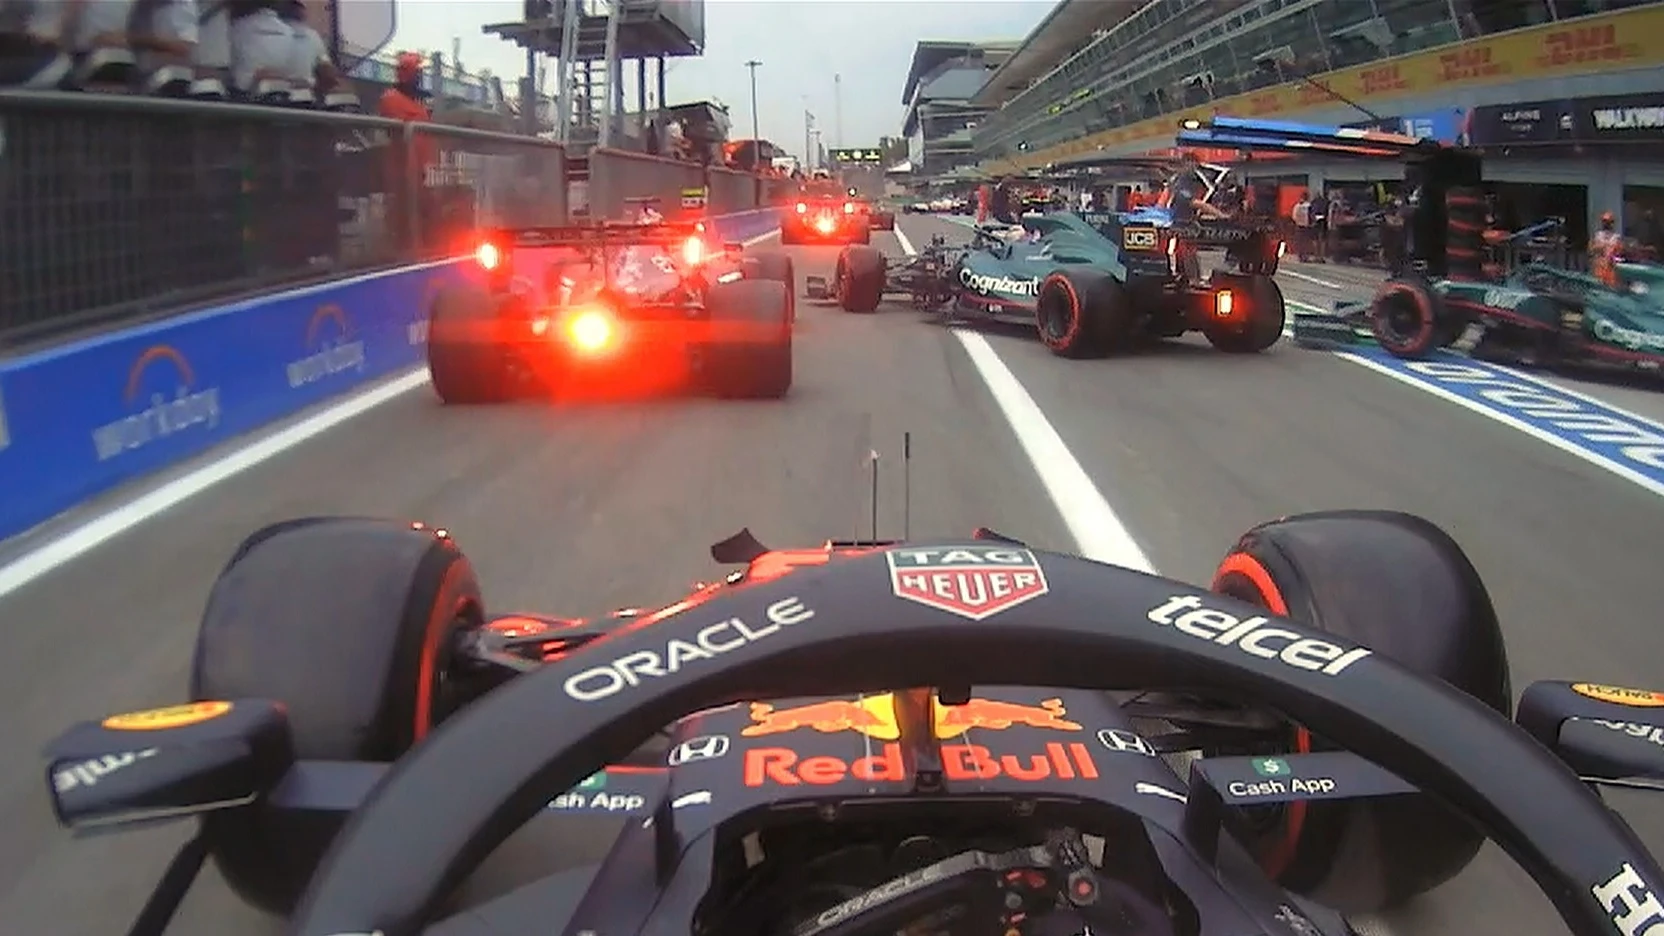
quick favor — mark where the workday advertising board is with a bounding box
[0,206,783,545]
[0,262,470,541]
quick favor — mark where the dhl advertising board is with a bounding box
[0,209,784,545]
[1021,5,1664,169]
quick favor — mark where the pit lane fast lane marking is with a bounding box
[1284,294,1664,502]
[0,229,785,600]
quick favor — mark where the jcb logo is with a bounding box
[1123,228,1158,250]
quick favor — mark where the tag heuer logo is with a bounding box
[886,546,1049,620]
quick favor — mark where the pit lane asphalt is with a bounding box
[3,215,1664,936]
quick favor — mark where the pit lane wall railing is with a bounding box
[0,93,785,543]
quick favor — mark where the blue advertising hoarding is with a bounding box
[0,207,782,542]
[1346,107,1469,145]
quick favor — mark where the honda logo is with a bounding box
[668,735,731,766]
[1097,728,1156,757]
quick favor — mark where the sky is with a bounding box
[385,0,1054,151]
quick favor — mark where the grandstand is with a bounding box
[971,0,1664,170]
[900,39,1018,176]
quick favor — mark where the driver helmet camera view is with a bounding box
[33,432,1664,936]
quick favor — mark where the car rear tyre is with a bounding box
[428,285,512,404]
[837,246,886,314]
[1371,277,1456,358]
[744,250,796,323]
[192,517,485,915]
[706,279,793,399]
[1035,269,1129,358]
[1209,510,1509,913]
[1204,273,1285,353]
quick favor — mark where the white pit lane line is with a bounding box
[895,222,1399,936]
[0,229,783,600]
[1286,290,1664,502]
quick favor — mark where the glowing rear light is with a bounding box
[682,236,704,266]
[1277,240,1288,258]
[1215,290,1234,318]
[796,202,807,214]
[475,243,502,270]
[843,202,855,214]
[815,217,835,234]
[565,308,615,353]
[1166,238,1177,258]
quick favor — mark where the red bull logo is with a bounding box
[744,742,1099,787]
[885,546,1049,620]
[741,693,1082,741]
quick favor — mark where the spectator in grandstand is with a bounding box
[130,0,202,96]
[227,0,298,100]
[278,0,337,102]
[191,0,232,97]
[1,0,74,87]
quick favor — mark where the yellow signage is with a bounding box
[103,700,233,731]
[1572,683,1664,707]
[1010,4,1664,169]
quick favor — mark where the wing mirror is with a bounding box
[1517,681,1664,788]
[46,699,294,834]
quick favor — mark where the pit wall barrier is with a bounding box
[0,208,782,543]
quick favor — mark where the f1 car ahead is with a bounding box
[1048,152,1286,283]
[1176,116,1664,373]
[426,219,794,402]
[42,507,1664,936]
[808,214,1285,357]
[782,181,873,245]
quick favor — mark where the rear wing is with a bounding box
[1175,116,1440,160]
[481,221,708,250]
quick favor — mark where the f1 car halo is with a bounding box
[40,436,1664,936]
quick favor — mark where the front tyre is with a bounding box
[1035,269,1129,358]
[193,518,485,915]
[1209,510,1508,912]
[837,246,886,314]
[1371,277,1455,358]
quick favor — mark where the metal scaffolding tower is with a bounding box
[485,0,706,153]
